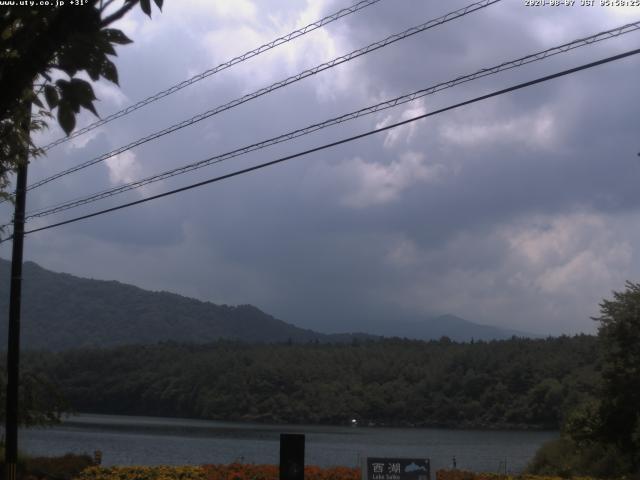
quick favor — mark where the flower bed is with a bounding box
[76,465,206,480]
[77,465,610,480]
[435,469,599,480]
[75,464,361,480]
[203,464,360,480]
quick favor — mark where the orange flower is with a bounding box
[435,469,603,480]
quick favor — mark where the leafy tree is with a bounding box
[593,281,640,469]
[21,336,600,429]
[0,0,164,431]
[529,282,640,477]
[0,0,163,200]
[0,367,67,427]
[527,436,633,478]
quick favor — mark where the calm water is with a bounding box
[21,414,556,474]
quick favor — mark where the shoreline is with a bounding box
[55,412,560,434]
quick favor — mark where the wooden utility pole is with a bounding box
[4,105,30,480]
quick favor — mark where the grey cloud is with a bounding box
[7,0,640,337]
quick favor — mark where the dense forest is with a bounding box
[20,335,599,430]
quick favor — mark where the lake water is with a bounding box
[21,414,556,474]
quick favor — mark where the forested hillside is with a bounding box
[24,335,599,429]
[0,259,370,349]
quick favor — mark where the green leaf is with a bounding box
[86,60,101,82]
[100,58,119,85]
[56,47,80,77]
[90,30,116,57]
[83,47,108,81]
[44,85,59,109]
[32,95,44,109]
[84,101,99,117]
[69,78,97,113]
[56,79,97,116]
[98,38,116,56]
[57,104,76,136]
[56,79,77,112]
[102,28,132,45]
[70,78,96,98]
[2,26,13,40]
[55,78,69,90]
[140,0,152,17]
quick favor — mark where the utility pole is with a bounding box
[4,103,31,480]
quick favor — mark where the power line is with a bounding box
[20,21,640,222]
[5,47,636,242]
[24,0,500,193]
[39,0,385,152]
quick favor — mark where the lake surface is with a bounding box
[21,414,556,474]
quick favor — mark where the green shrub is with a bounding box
[25,453,94,479]
[526,436,635,479]
[0,452,94,480]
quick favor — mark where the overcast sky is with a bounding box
[2,0,640,336]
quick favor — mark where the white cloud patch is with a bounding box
[377,101,428,149]
[529,17,573,47]
[200,24,290,90]
[198,0,359,99]
[65,128,102,151]
[440,106,557,150]
[373,211,638,335]
[93,81,129,109]
[105,151,142,185]
[206,0,257,22]
[504,212,632,296]
[162,0,257,26]
[385,236,422,269]
[270,0,356,101]
[339,151,445,208]
[607,5,640,17]
[201,25,269,69]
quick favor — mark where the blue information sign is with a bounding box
[366,458,430,480]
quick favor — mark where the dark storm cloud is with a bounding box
[6,0,639,335]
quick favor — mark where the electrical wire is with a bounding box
[2,47,635,242]
[20,21,640,222]
[24,0,500,193]
[39,0,385,152]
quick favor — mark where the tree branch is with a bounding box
[100,1,138,27]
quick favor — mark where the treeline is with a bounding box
[22,335,599,429]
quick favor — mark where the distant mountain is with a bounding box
[364,314,534,342]
[0,259,530,350]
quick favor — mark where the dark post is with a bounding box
[279,433,305,480]
[4,106,30,480]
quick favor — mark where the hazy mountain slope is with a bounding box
[0,259,335,350]
[0,258,530,349]
[367,314,533,341]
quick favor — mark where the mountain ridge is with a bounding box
[365,313,533,341]
[0,258,531,350]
